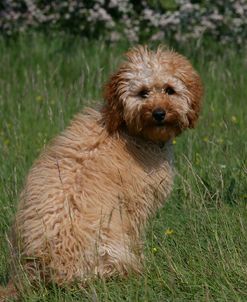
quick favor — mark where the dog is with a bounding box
[2,45,203,297]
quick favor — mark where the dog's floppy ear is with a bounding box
[186,74,204,128]
[102,71,125,133]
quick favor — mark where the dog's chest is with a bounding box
[101,138,174,213]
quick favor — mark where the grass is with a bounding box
[0,34,246,301]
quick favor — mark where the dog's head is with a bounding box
[102,45,203,143]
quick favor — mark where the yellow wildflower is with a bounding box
[164,228,174,236]
[36,95,43,102]
[152,247,158,253]
[231,115,237,124]
[195,153,201,165]
[172,139,176,145]
[217,138,224,144]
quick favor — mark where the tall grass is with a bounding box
[0,35,246,301]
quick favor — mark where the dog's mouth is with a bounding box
[153,114,181,129]
[155,121,166,127]
[141,109,181,131]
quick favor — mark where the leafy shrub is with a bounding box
[0,0,247,45]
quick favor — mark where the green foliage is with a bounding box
[0,35,247,300]
[147,0,177,10]
[1,0,247,45]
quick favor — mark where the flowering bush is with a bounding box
[0,0,247,45]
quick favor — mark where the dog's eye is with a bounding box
[165,87,175,95]
[138,89,150,99]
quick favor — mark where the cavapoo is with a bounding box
[1,45,203,297]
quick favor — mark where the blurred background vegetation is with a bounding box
[1,0,247,45]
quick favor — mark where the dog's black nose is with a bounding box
[152,108,166,122]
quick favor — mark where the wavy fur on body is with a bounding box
[2,45,203,296]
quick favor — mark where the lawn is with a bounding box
[0,35,246,301]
